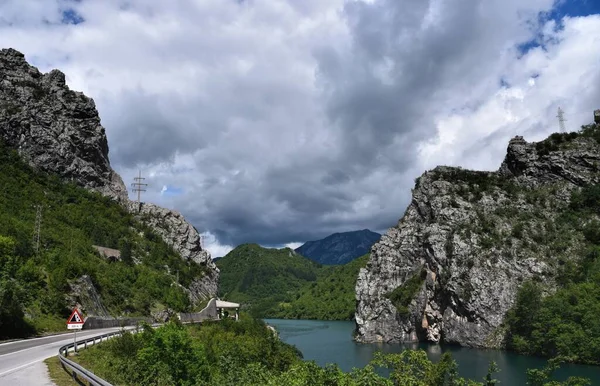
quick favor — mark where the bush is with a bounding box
[386,268,426,318]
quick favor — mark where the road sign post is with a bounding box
[67,308,84,353]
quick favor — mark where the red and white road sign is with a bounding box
[67,308,84,330]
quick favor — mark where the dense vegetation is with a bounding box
[273,254,369,320]
[67,317,590,386]
[0,142,207,338]
[386,267,427,318]
[217,244,322,317]
[217,244,367,319]
[505,184,600,365]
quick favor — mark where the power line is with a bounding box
[131,170,148,212]
[557,107,567,133]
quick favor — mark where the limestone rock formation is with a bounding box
[355,125,600,348]
[68,275,111,318]
[0,48,219,304]
[131,201,219,303]
[0,48,127,202]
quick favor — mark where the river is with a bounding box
[263,319,600,385]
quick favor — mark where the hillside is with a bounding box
[0,143,208,338]
[0,48,218,338]
[295,229,381,265]
[216,244,322,317]
[216,244,368,319]
[273,254,369,320]
[356,115,600,364]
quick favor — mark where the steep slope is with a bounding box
[0,47,218,305]
[356,119,600,349]
[0,145,210,337]
[0,48,127,202]
[216,244,321,317]
[295,229,381,265]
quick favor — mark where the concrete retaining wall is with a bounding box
[179,298,218,323]
[83,316,153,330]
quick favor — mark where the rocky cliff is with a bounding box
[0,48,218,304]
[355,122,600,348]
[131,201,219,303]
[0,48,128,202]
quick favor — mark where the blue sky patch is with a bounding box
[161,185,184,197]
[62,9,85,25]
[517,0,600,56]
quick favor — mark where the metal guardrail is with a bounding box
[57,305,217,385]
[57,322,187,385]
[58,329,132,386]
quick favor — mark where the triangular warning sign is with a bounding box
[67,308,84,324]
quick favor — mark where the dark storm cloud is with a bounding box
[100,91,206,167]
[316,0,549,175]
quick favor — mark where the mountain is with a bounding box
[0,48,218,337]
[356,115,600,361]
[295,229,381,265]
[272,254,369,320]
[216,243,369,320]
[216,244,321,317]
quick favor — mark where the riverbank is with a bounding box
[264,318,600,385]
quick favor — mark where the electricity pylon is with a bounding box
[131,170,148,212]
[557,107,567,133]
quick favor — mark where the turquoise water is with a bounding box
[263,319,600,385]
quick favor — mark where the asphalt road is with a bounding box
[0,327,133,385]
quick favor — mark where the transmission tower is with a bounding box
[131,170,148,211]
[557,107,567,133]
[33,205,42,253]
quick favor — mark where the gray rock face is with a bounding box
[0,48,219,304]
[131,202,219,303]
[356,130,600,348]
[68,275,111,318]
[0,48,127,202]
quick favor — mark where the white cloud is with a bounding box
[201,231,234,258]
[284,242,303,250]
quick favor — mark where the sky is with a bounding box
[1,0,599,257]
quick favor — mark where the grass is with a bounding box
[27,314,68,335]
[44,356,90,386]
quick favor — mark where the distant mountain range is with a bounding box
[295,229,381,265]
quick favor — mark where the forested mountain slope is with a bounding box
[0,144,208,338]
[217,244,367,319]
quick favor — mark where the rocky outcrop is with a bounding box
[0,48,127,202]
[356,124,600,348]
[131,202,219,303]
[68,275,111,318]
[0,48,219,304]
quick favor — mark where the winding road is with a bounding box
[0,327,132,385]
